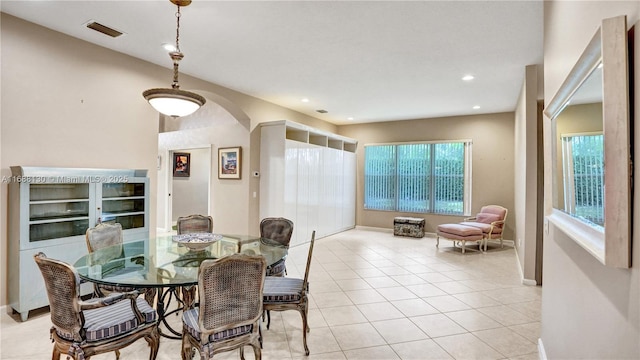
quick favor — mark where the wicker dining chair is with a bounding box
[85,222,156,305]
[259,217,293,277]
[176,214,214,308]
[33,252,159,360]
[262,231,315,355]
[177,214,214,234]
[181,254,266,360]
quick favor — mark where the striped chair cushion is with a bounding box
[266,259,287,277]
[56,298,157,342]
[263,277,305,303]
[182,308,253,343]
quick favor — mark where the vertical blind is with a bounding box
[364,141,471,215]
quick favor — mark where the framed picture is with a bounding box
[218,147,241,179]
[173,152,190,177]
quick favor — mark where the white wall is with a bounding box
[514,65,540,284]
[541,2,640,358]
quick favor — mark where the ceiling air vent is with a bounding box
[316,109,328,114]
[86,21,124,38]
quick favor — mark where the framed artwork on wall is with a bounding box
[218,147,241,179]
[173,152,190,177]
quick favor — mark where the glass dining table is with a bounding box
[74,234,288,339]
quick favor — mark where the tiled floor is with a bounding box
[1,229,541,359]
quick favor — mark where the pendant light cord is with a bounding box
[171,5,183,89]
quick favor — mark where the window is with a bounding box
[364,141,471,215]
[561,133,604,226]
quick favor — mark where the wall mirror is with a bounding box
[545,15,631,268]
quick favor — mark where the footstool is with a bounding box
[436,223,484,253]
[394,217,425,238]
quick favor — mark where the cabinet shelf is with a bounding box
[102,196,145,201]
[30,198,89,205]
[30,215,89,224]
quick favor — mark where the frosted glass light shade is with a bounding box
[143,88,206,117]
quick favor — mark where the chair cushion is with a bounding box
[56,298,157,342]
[182,308,253,343]
[459,222,503,235]
[437,223,482,236]
[266,259,287,277]
[263,277,305,303]
[480,205,507,218]
[474,213,502,224]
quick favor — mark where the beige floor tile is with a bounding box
[391,274,428,286]
[391,298,440,317]
[357,302,406,322]
[336,278,374,291]
[353,267,388,278]
[433,281,475,295]
[312,279,343,293]
[405,283,447,297]
[287,326,342,356]
[409,314,467,338]
[391,339,454,360]
[330,323,387,350]
[320,305,368,326]
[473,327,538,358]
[364,276,402,288]
[507,301,542,321]
[371,318,429,344]
[380,266,413,276]
[345,288,387,304]
[453,292,502,308]
[424,295,472,312]
[508,322,541,344]
[445,309,503,332]
[343,345,401,359]
[433,333,504,359]
[476,306,536,327]
[313,291,354,308]
[377,286,419,301]
[418,272,454,283]
[298,351,347,360]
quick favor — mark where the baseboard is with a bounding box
[355,225,393,233]
[538,338,547,360]
[515,246,538,286]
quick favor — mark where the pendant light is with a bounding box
[143,0,205,117]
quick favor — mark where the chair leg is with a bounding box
[462,240,466,254]
[240,346,246,360]
[266,310,271,330]
[436,235,440,248]
[252,344,262,360]
[51,348,61,360]
[116,349,121,359]
[300,308,309,355]
[146,327,160,360]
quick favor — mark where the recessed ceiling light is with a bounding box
[462,75,475,81]
[473,105,481,110]
[301,98,309,103]
[347,117,354,121]
[162,43,177,52]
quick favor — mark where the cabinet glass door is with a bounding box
[29,184,90,242]
[101,183,146,230]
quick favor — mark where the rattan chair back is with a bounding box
[198,254,266,333]
[177,214,213,234]
[259,217,294,247]
[85,222,124,264]
[34,252,83,341]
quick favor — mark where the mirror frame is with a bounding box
[544,15,631,268]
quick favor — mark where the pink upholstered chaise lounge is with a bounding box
[436,205,508,253]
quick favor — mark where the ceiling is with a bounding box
[1,1,543,125]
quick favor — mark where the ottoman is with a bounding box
[394,217,425,238]
[436,223,484,253]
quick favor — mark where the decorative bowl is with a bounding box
[172,233,223,251]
